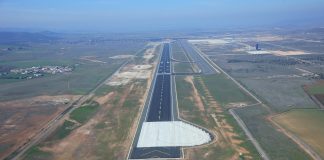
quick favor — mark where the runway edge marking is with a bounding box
[127,43,164,160]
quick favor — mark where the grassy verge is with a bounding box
[171,42,188,61]
[222,111,261,159]
[23,146,52,160]
[69,101,100,124]
[174,62,194,73]
[307,83,324,94]
[95,85,124,96]
[176,76,260,159]
[49,120,77,141]
[175,76,212,128]
[195,74,256,107]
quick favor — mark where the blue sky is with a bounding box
[1,0,324,32]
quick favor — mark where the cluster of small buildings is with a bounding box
[10,66,73,79]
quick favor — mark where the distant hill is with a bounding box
[308,27,324,34]
[0,31,60,44]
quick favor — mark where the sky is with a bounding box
[1,0,324,32]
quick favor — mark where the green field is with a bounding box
[236,106,312,160]
[171,42,196,73]
[0,36,147,101]
[23,146,52,160]
[171,42,188,61]
[0,61,122,101]
[307,81,324,94]
[70,101,100,124]
[274,109,324,159]
[195,74,256,107]
[49,120,77,141]
[173,62,194,73]
[94,85,124,96]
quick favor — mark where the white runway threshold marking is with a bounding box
[137,121,211,147]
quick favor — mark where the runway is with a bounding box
[146,74,171,122]
[129,43,181,159]
[178,40,217,74]
[158,43,171,74]
[146,43,172,122]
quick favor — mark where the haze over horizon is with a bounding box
[1,0,324,33]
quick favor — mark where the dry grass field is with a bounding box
[273,109,324,159]
[20,43,159,160]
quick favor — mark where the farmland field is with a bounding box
[273,109,324,159]
[235,106,312,160]
[307,81,324,94]
[240,78,317,112]
[304,80,324,106]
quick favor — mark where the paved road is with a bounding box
[172,72,202,76]
[229,109,270,160]
[178,40,218,74]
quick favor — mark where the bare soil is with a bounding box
[254,35,285,42]
[109,55,135,59]
[184,76,205,112]
[271,50,310,56]
[94,92,114,105]
[107,64,152,86]
[80,56,107,64]
[0,95,80,160]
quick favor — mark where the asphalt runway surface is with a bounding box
[130,43,181,159]
[178,40,216,74]
[147,43,172,122]
[158,43,171,74]
[146,74,171,122]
